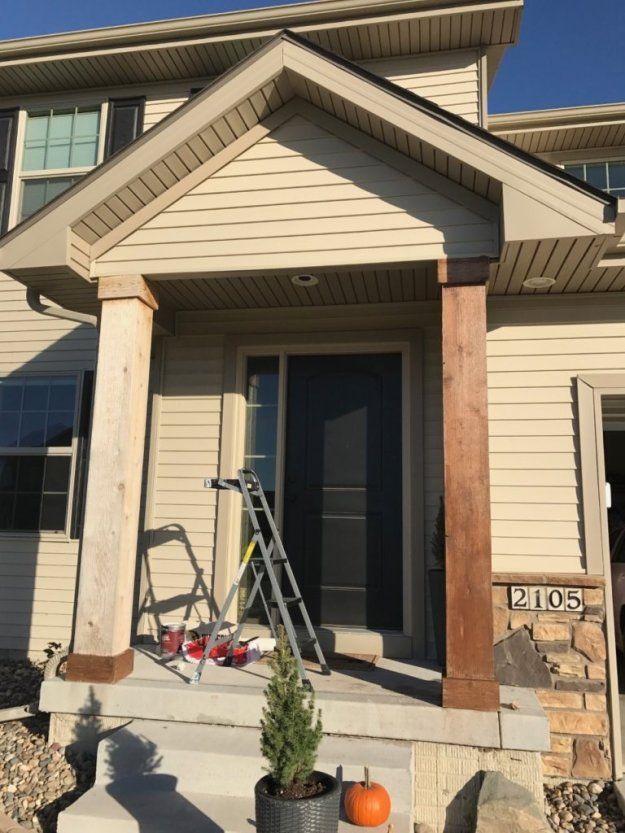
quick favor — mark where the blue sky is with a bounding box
[1,0,623,114]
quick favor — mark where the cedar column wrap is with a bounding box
[438,258,499,711]
[66,276,157,684]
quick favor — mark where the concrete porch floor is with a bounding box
[40,647,550,753]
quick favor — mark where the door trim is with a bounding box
[578,373,625,779]
[214,328,424,657]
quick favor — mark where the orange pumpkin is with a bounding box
[344,766,391,827]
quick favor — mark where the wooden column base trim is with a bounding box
[442,676,500,712]
[66,648,134,684]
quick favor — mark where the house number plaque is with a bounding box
[509,585,583,612]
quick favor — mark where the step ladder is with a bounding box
[189,467,330,687]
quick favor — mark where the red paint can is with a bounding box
[160,623,186,659]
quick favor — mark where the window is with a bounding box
[238,356,280,622]
[0,376,78,533]
[22,109,100,171]
[18,107,101,221]
[564,160,625,198]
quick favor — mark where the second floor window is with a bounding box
[19,107,102,221]
[564,160,625,199]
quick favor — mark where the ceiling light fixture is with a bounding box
[291,274,319,287]
[522,276,556,289]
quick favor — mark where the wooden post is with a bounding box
[438,257,499,711]
[66,275,158,684]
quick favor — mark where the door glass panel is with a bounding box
[239,356,279,622]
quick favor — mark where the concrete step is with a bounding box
[59,785,411,833]
[95,720,414,813]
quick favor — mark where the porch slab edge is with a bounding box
[39,678,549,752]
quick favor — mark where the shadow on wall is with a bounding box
[0,319,221,660]
[138,523,220,640]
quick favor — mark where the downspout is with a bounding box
[26,287,98,328]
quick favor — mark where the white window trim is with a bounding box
[8,101,109,230]
[0,370,86,541]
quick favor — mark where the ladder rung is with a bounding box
[269,597,302,607]
[250,556,287,565]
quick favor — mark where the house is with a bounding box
[0,0,623,828]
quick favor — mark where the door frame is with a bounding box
[578,373,625,779]
[214,328,424,657]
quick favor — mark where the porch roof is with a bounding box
[0,30,621,314]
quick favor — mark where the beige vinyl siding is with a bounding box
[97,113,496,276]
[139,335,224,638]
[138,51,482,138]
[361,50,481,124]
[143,87,193,131]
[0,271,97,656]
[486,299,625,575]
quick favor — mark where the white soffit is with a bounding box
[0,0,523,95]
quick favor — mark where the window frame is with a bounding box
[8,100,109,228]
[563,158,625,198]
[0,370,86,540]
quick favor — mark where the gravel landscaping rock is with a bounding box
[0,659,95,832]
[0,714,95,832]
[0,661,42,710]
[545,781,625,832]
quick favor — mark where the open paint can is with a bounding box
[160,623,186,659]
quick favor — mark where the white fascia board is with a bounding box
[489,102,625,134]
[0,0,522,59]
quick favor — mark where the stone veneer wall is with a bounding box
[492,575,611,780]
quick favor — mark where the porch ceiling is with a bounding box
[154,264,438,310]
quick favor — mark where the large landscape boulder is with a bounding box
[475,771,551,833]
[494,628,552,688]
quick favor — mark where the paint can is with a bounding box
[160,623,186,659]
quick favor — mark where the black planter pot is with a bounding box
[429,566,446,666]
[255,771,340,833]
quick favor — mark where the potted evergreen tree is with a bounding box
[428,497,446,666]
[255,626,340,833]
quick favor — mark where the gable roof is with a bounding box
[0,30,619,303]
